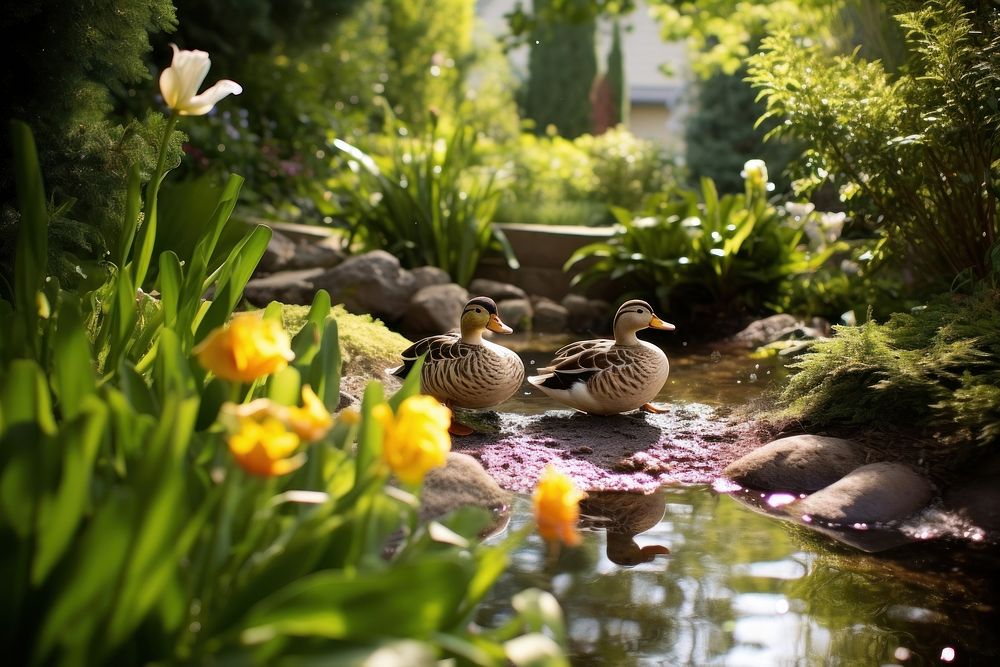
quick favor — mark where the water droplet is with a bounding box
[894,647,911,661]
[749,373,758,383]
[941,647,956,662]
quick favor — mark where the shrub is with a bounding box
[331,114,518,286]
[747,0,1000,287]
[567,165,836,322]
[777,288,1000,453]
[493,127,677,226]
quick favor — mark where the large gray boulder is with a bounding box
[786,462,933,525]
[532,298,570,334]
[469,278,527,302]
[402,283,469,339]
[285,236,346,271]
[244,267,325,306]
[420,453,513,537]
[561,294,611,333]
[312,250,417,322]
[942,453,1000,533]
[498,297,533,331]
[723,434,867,492]
[411,266,452,291]
[257,229,298,274]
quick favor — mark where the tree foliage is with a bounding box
[748,0,1000,286]
[524,0,598,138]
[0,0,180,294]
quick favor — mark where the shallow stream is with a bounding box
[476,340,999,665]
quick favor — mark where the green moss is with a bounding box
[777,289,1000,451]
[281,304,410,379]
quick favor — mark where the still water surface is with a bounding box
[479,341,999,666]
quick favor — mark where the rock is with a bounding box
[498,297,532,331]
[723,434,867,492]
[244,267,325,306]
[411,266,452,291]
[312,250,417,322]
[285,236,346,271]
[728,314,799,348]
[257,229,298,274]
[420,452,513,536]
[942,454,1000,533]
[561,294,611,333]
[469,278,527,302]
[787,462,933,525]
[402,283,469,339]
[532,298,569,334]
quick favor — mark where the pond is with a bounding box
[475,341,1000,665]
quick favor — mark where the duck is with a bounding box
[391,296,525,434]
[528,299,675,415]
[579,491,671,566]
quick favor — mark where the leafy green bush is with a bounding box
[567,166,835,321]
[777,288,1000,452]
[332,115,518,286]
[747,0,1000,287]
[493,127,677,226]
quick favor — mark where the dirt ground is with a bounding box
[452,403,770,494]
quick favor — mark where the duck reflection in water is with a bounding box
[579,490,671,566]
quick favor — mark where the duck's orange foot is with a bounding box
[448,420,475,436]
[641,402,668,414]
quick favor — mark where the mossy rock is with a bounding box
[280,304,410,380]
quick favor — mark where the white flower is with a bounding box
[159,44,242,115]
[741,159,769,187]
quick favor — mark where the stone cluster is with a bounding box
[245,230,613,339]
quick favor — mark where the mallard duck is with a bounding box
[391,296,525,433]
[528,299,675,415]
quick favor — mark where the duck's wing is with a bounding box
[538,338,613,372]
[532,340,631,390]
[390,333,467,379]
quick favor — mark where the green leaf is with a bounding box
[387,355,424,411]
[268,366,302,406]
[158,251,184,330]
[32,397,107,584]
[51,296,95,420]
[355,382,385,483]
[240,558,470,643]
[10,120,49,357]
[310,318,342,412]
[117,165,142,267]
[194,224,272,344]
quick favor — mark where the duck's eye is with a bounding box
[475,308,483,314]
[637,308,645,314]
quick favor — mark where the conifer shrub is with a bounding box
[778,288,1000,451]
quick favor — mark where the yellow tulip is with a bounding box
[159,44,242,116]
[228,416,304,477]
[533,465,586,547]
[373,395,451,485]
[194,312,294,382]
[287,385,333,442]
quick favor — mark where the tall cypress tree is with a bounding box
[606,20,627,127]
[523,0,597,138]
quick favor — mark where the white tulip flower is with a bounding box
[159,44,242,115]
[741,159,769,190]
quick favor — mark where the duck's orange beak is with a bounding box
[487,314,513,334]
[649,316,676,331]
